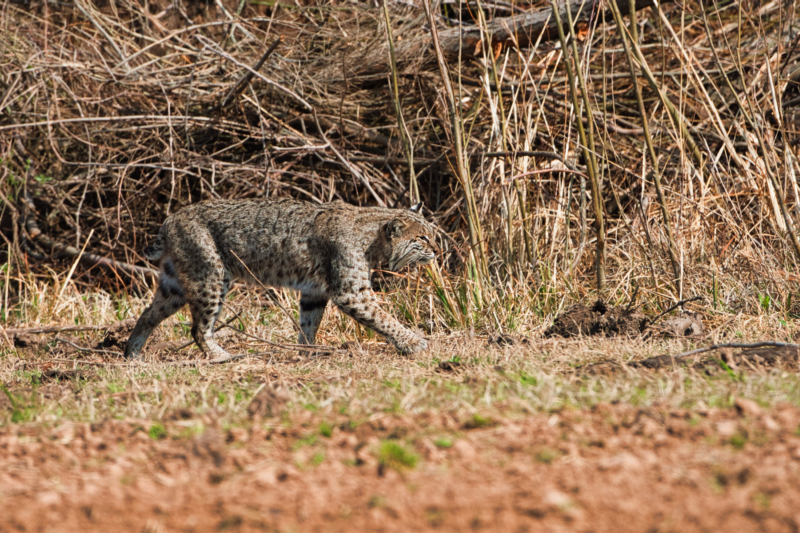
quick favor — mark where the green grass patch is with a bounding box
[728,430,748,450]
[378,441,418,471]
[534,447,560,464]
[319,422,333,438]
[293,434,318,450]
[463,413,497,429]
[148,423,167,440]
[433,438,452,449]
[1,385,38,423]
[310,452,325,466]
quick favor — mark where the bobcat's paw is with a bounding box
[398,336,428,355]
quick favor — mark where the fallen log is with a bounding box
[355,0,669,76]
[436,0,664,58]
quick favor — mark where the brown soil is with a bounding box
[98,319,137,350]
[545,301,704,340]
[545,301,649,338]
[3,404,800,532]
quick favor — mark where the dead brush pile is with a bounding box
[1,0,800,329]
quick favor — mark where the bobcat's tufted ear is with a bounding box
[409,202,423,213]
[386,218,408,239]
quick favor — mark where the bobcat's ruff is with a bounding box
[124,199,438,359]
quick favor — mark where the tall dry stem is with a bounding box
[421,0,488,286]
[621,5,706,174]
[475,0,534,268]
[550,0,605,292]
[606,0,682,296]
[382,0,419,205]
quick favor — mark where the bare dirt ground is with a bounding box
[3,297,800,532]
[2,335,800,532]
[3,400,800,532]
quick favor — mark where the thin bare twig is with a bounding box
[54,337,124,357]
[215,36,283,111]
[648,296,702,326]
[4,325,110,334]
[674,341,800,359]
[24,216,159,281]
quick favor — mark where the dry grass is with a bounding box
[1,0,799,321]
[0,0,799,431]
[2,283,799,430]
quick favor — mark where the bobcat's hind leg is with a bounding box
[125,260,187,359]
[188,274,233,360]
[168,226,234,360]
[299,294,328,344]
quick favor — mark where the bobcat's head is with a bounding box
[385,206,440,272]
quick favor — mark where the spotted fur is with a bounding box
[124,199,439,359]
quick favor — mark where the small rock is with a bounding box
[337,434,358,448]
[715,420,738,437]
[51,422,76,445]
[193,429,226,467]
[635,418,660,438]
[226,427,249,443]
[247,384,290,419]
[355,443,376,467]
[762,416,780,431]
[36,491,62,506]
[775,404,799,429]
[276,465,298,481]
[420,439,445,462]
[597,452,641,472]
[254,468,277,487]
[452,440,476,461]
[734,398,760,418]
[661,313,704,337]
[543,489,572,508]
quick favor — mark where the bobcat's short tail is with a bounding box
[144,233,165,262]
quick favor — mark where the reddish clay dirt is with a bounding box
[2,402,800,532]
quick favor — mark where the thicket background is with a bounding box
[1,0,799,330]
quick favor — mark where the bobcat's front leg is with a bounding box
[332,289,427,354]
[298,293,328,344]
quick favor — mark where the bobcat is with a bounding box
[124,198,439,359]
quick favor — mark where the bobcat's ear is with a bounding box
[386,218,408,239]
[409,202,423,213]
